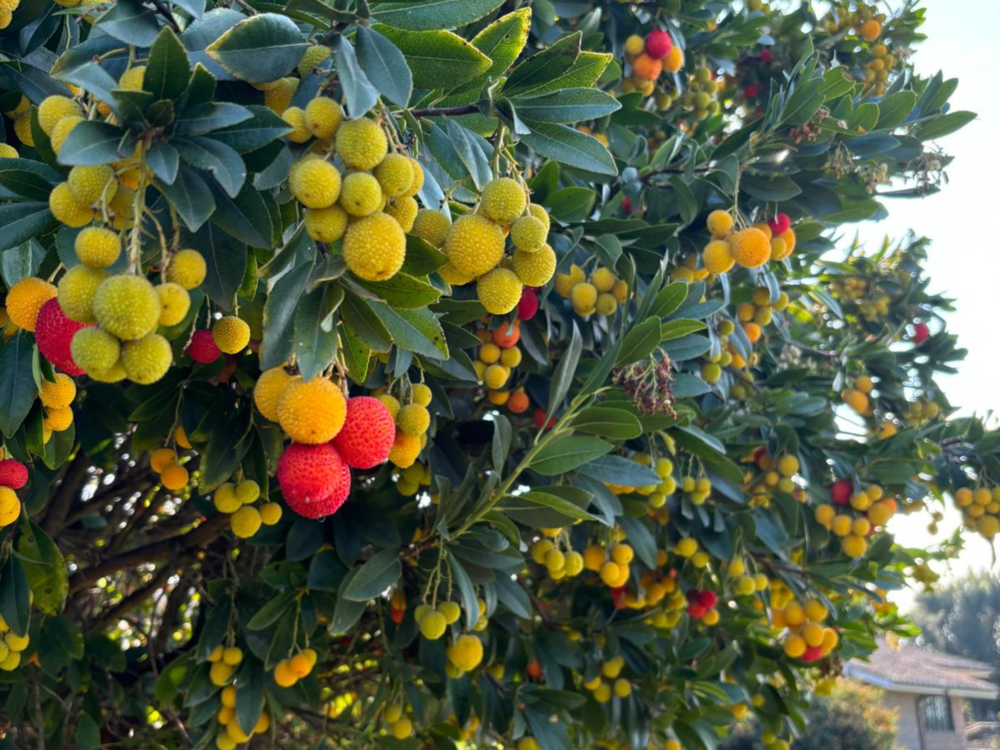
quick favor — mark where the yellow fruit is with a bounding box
[439,262,475,286]
[512,244,556,287]
[75,227,121,269]
[93,274,160,340]
[214,484,241,513]
[411,383,432,407]
[254,367,294,421]
[13,113,34,148]
[6,277,57,331]
[400,156,424,198]
[342,212,406,281]
[447,634,483,672]
[339,171,383,216]
[389,432,421,468]
[528,203,550,232]
[277,377,347,443]
[57,265,107,323]
[378,394,401,419]
[273,659,298,687]
[484,364,510,390]
[122,333,172,384]
[222,646,243,666]
[48,115,82,155]
[397,403,430,437]
[236,479,260,505]
[614,678,632,697]
[776,454,799,477]
[674,537,698,557]
[160,463,189,490]
[374,153,415,198]
[0,143,17,158]
[729,228,771,268]
[570,282,597,312]
[304,205,348,242]
[510,215,547,252]
[263,77,298,114]
[841,388,869,415]
[49,182,93,227]
[499,346,521,368]
[591,268,616,293]
[260,502,282,525]
[385,196,418,232]
[419,610,447,639]
[479,177,526,224]
[304,96,342,139]
[335,118,388,171]
[151,448,177,473]
[0,487,20,527]
[290,159,341,209]
[477,268,522,315]
[38,95,82,136]
[444,214,505,278]
[702,239,734,274]
[706,209,734,237]
[71,327,121,373]
[391,717,413,739]
[231,505,262,538]
[841,534,867,558]
[282,106,312,143]
[412,209,451,248]
[39,373,77,409]
[784,634,806,658]
[297,43,332,76]
[42,406,73,432]
[213,316,250,354]
[157,283,191,326]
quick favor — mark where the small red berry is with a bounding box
[518,289,539,321]
[622,196,632,215]
[760,49,773,64]
[768,213,791,235]
[697,590,717,609]
[187,330,221,363]
[533,408,556,430]
[687,602,706,619]
[0,460,28,490]
[830,480,853,506]
[801,645,824,663]
[644,29,673,60]
[913,322,930,344]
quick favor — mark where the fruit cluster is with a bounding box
[840,375,874,416]
[37,372,76,441]
[0,459,27,528]
[555,264,628,317]
[815,481,898,557]
[685,588,720,623]
[394,462,432,497]
[213,479,283,538]
[379,383,433,469]
[150,446,191,492]
[441,178,555,314]
[415,600,461,640]
[678,63,722,121]
[701,210,797,276]
[863,41,895,96]
[581,655,633,703]
[0,613,29,672]
[954,486,1000,540]
[213,685,272,750]
[474,321,529,412]
[272,647,317,687]
[383,703,414,739]
[622,29,684,99]
[770,592,840,664]
[530,534,586,580]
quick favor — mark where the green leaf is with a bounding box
[206,13,307,84]
[370,303,447,360]
[174,136,247,198]
[342,549,401,601]
[504,51,611,98]
[441,9,530,102]
[528,435,613,476]
[548,323,581,415]
[57,121,129,166]
[207,179,272,247]
[648,281,689,318]
[504,490,597,523]
[740,174,801,201]
[519,121,617,176]
[0,239,46,286]
[660,319,707,341]
[294,286,341,381]
[235,659,266,735]
[400,235,447,276]
[247,589,297,629]
[374,26,491,90]
[355,26,412,107]
[96,0,160,47]
[354,273,442,309]
[369,0,506,31]
[156,165,216,232]
[875,91,917,131]
[674,428,744,486]
[914,110,976,141]
[0,556,31,637]
[503,33,580,98]
[75,715,100,750]
[261,251,315,369]
[145,27,192,101]
[0,203,57,252]
[576,455,661,487]
[17,521,68,616]
[510,88,621,124]
[197,406,251,493]
[571,407,642,440]
[0,334,37,437]
[0,158,59,201]
[181,223,247,311]
[209,104,292,154]
[330,569,366,633]
[175,102,253,137]
[616,318,661,365]
[340,291,391,351]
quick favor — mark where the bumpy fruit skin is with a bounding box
[213,316,251,354]
[263,77,298,114]
[166,249,207,290]
[479,178,526,224]
[632,53,662,80]
[71,327,120,373]
[7,277,57,332]
[385,197,418,232]
[156,283,191,326]
[397,403,430,437]
[342,212,406,282]
[93,275,160,340]
[412,209,451,248]
[297,44,332,76]
[160,463,189,490]
[0,487,21,527]
[411,383,432,407]
[339,171,383,217]
[510,215,547,253]
[728,228,771,269]
[68,164,116,205]
[290,159,341,208]
[187,329,221,363]
[254,367,294,422]
[702,239,735,274]
[39,373,76,409]
[512,244,556,287]
[0,144,17,158]
[335,118,388,171]
[570,282,597,312]
[57,265,108,323]
[389,432,421,468]
[278,378,347,443]
[13,113,34,148]
[645,29,673,59]
[477,268,523,315]
[444,215,505,278]
[768,213,791,235]
[38,95,82,136]
[49,182,93,227]
[332,396,395,469]
[304,205,348,243]
[0,460,28,490]
[260,502,282,525]
[304,96,342,140]
[277,442,351,518]
[662,44,684,73]
[75,226,121,269]
[706,209,734,238]
[282,106,311,143]
[447,634,484,672]
[231,505,262,538]
[373,153,414,198]
[400,157,424,198]
[122,333,172,384]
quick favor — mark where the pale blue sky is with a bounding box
[856,0,1000,605]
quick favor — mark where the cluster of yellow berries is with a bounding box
[737,286,790,343]
[621,32,684,100]
[444,634,484,676]
[863,42,896,96]
[377,382,432,470]
[0,614,29,671]
[395,461,432,497]
[555,264,628,317]
[841,375,874,416]
[474,322,529,412]
[726,557,771,598]
[771,593,840,663]
[605,454,677,512]
[954,486,1000,539]
[581,655,634,703]
[701,210,797,275]
[214,479,282,538]
[383,703,414,739]
[903,396,941,427]
[214,685,272,749]
[150,446,192,492]
[822,1,884,43]
[38,372,76,442]
[584,542,635,588]
[440,178,555,314]
[415,601,462,640]
[745,453,805,508]
[273,647,318,688]
[814,484,897,558]
[208,644,246,687]
[530,535,586,580]
[677,64,722,121]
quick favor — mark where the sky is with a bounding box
[850,0,1000,609]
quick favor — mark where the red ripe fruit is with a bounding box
[830,480,853,506]
[390,607,405,625]
[768,213,791,235]
[611,587,628,609]
[332,396,395,469]
[526,659,543,679]
[518,289,539,321]
[644,29,673,60]
[913,322,930,344]
[697,590,717,609]
[0,460,28,489]
[760,49,773,64]
[187,330,221,363]
[687,602,707,619]
[801,645,824,663]
[533,408,556,430]
[34,299,89,376]
[622,197,632,215]
[277,442,351,519]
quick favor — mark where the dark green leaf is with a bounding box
[369,0,505,31]
[156,165,216,232]
[355,26,412,107]
[519,121,617,176]
[342,549,401,601]
[374,25,491,90]
[0,334,36,437]
[206,12,307,84]
[571,407,642,440]
[57,121,128,166]
[528,435,613,476]
[145,27,192,101]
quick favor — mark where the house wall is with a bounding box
[881,690,968,750]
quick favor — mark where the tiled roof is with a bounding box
[847,640,999,696]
